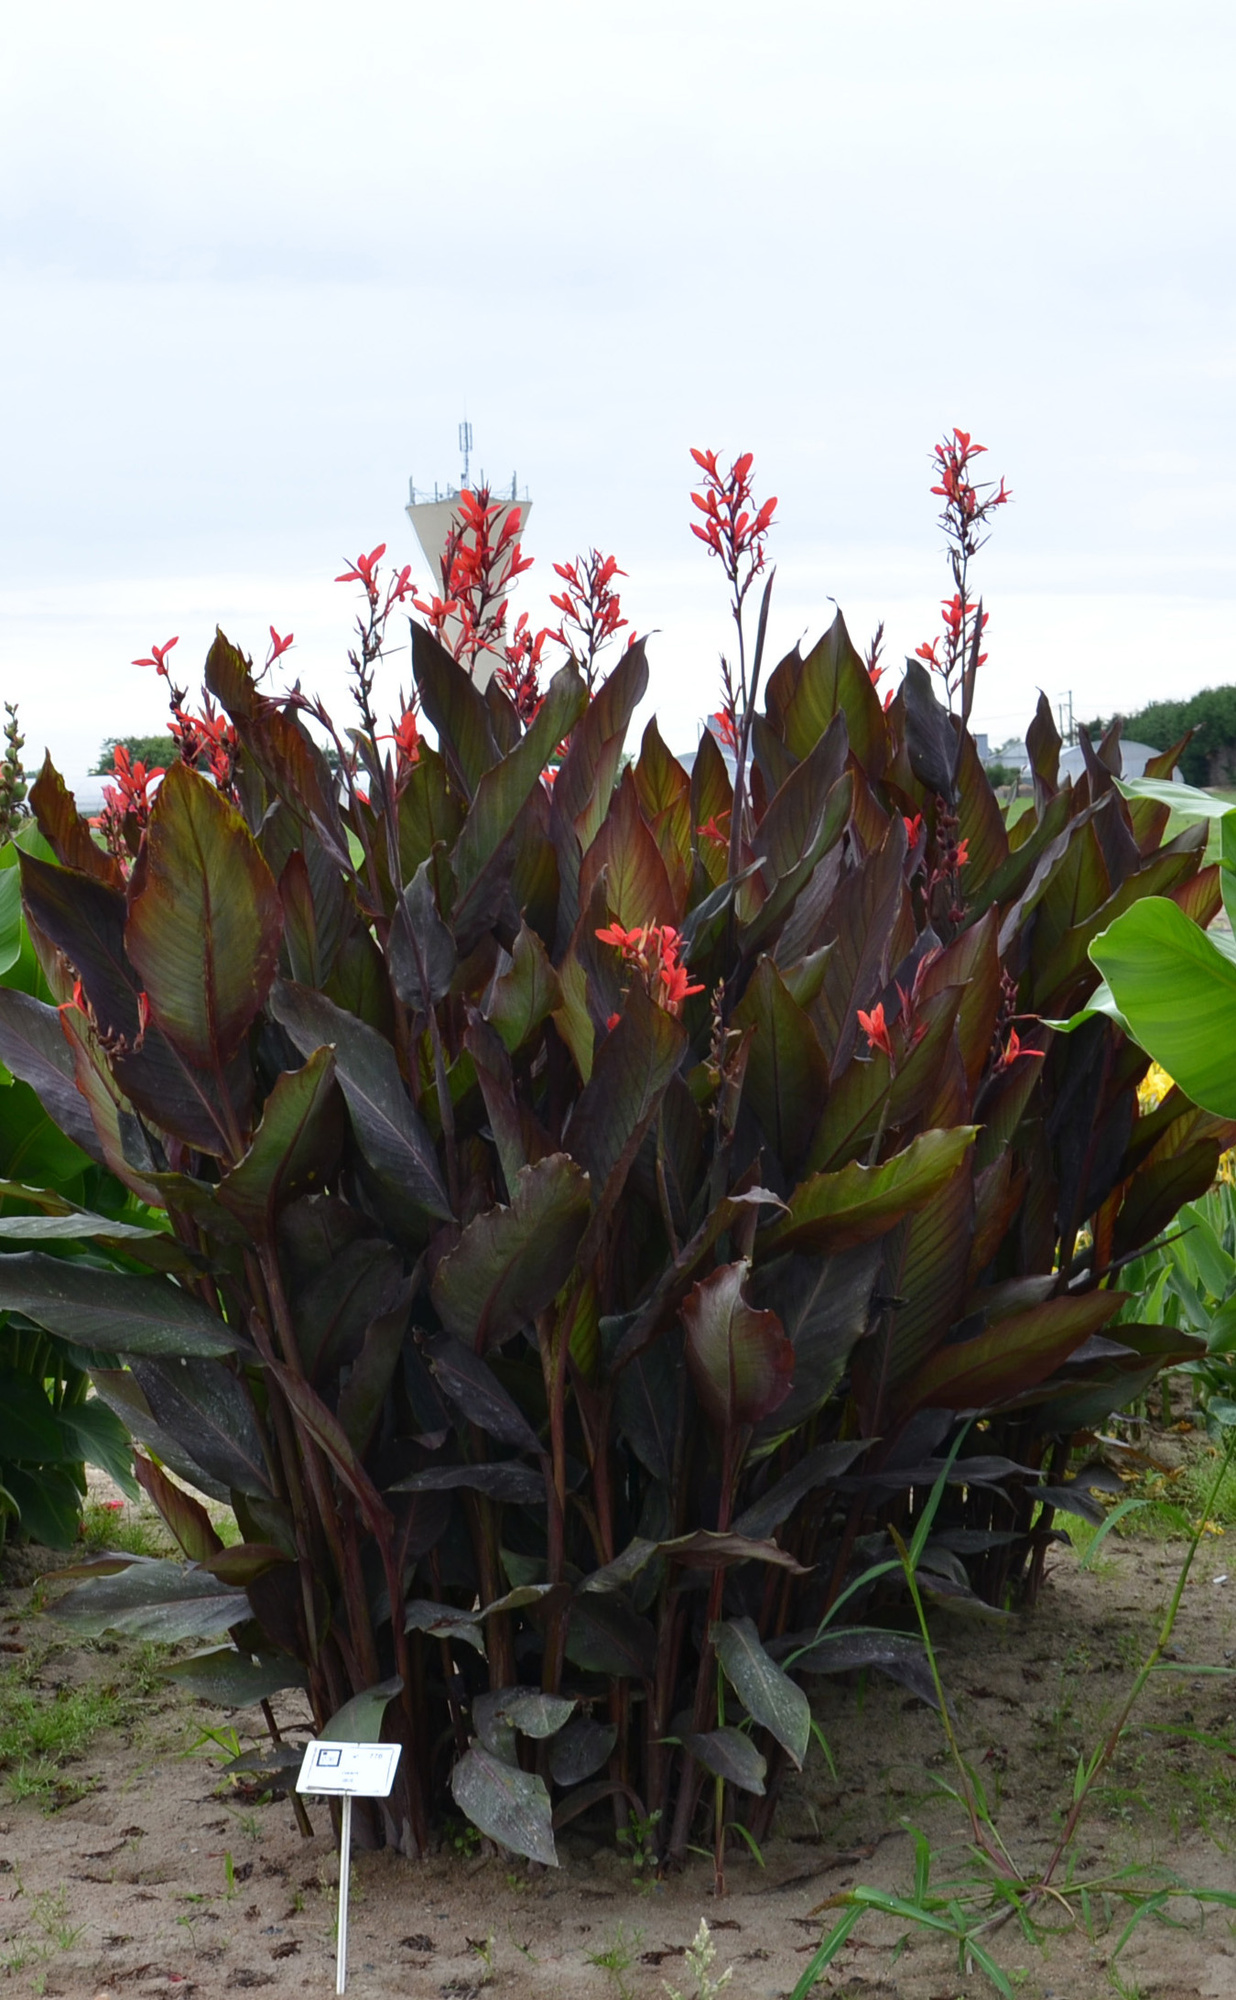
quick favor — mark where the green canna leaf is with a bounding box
[579,766,678,932]
[125,763,283,1069]
[216,1045,343,1236]
[759,1126,977,1259]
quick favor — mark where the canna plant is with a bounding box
[0,448,1225,1873]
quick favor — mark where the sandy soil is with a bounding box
[2,1517,1235,2000]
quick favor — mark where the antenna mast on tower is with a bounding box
[459,419,472,489]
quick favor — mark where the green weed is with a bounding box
[585,1922,644,2000]
[615,1804,662,1881]
[790,1430,1236,1999]
[79,1497,174,1558]
[28,1885,83,1950]
[0,1675,124,1805]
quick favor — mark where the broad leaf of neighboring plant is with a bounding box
[1090,897,1236,1118]
[322,1674,403,1742]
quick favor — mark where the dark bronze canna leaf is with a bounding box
[682,1260,794,1433]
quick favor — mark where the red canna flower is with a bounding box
[697,814,730,846]
[392,707,420,766]
[132,636,179,675]
[336,544,387,598]
[596,921,646,952]
[57,977,89,1031]
[97,742,165,858]
[266,626,295,665]
[596,921,703,1018]
[857,1002,895,1061]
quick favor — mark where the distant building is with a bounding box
[1058,740,1169,782]
[997,739,1172,784]
[678,714,738,780]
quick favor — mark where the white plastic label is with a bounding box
[296,1740,401,1798]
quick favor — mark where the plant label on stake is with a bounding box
[297,1741,402,1994]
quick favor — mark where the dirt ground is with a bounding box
[2,1511,1235,2000]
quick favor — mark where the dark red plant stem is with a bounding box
[669,1428,737,1861]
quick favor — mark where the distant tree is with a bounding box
[91,734,175,776]
[983,760,1019,790]
[94,731,345,781]
[1085,684,1236,787]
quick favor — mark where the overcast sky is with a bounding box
[3,1,1234,788]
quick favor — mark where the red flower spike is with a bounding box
[919,426,1010,710]
[857,1003,895,1061]
[596,921,704,1018]
[544,547,629,692]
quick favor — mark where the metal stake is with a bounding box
[336,1792,353,1995]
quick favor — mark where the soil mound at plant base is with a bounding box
[2,1527,1233,2000]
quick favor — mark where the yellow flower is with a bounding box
[1136,1061,1236,1181]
